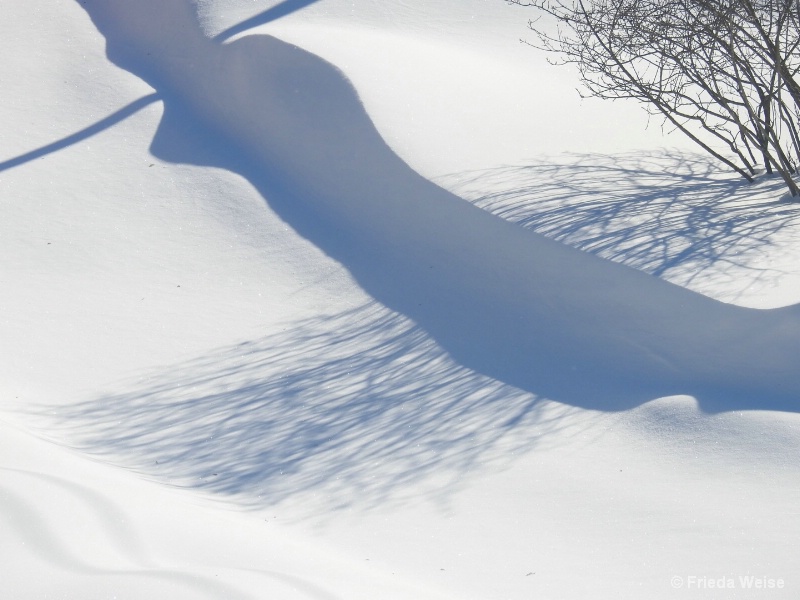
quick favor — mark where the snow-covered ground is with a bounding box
[2,0,800,598]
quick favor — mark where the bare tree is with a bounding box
[509,0,800,196]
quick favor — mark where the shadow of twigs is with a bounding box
[213,0,324,42]
[441,152,800,301]
[43,305,577,511]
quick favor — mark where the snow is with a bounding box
[2,0,800,598]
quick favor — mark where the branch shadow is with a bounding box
[440,152,800,302]
[213,0,326,42]
[0,94,161,173]
[41,304,574,512]
[0,0,322,172]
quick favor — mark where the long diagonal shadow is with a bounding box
[72,0,800,414]
[0,94,161,172]
[213,0,325,42]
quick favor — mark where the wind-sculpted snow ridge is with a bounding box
[0,471,254,599]
[78,0,800,412]
[0,419,425,600]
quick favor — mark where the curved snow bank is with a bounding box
[0,417,455,600]
[77,0,800,411]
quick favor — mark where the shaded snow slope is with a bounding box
[77,0,800,410]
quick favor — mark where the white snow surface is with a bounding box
[2,0,800,598]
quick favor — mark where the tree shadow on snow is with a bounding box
[68,1,800,409]
[21,0,800,507]
[43,304,580,511]
[440,152,800,302]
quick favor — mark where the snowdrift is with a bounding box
[77,0,800,411]
[2,0,800,598]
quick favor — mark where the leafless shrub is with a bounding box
[510,0,800,195]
